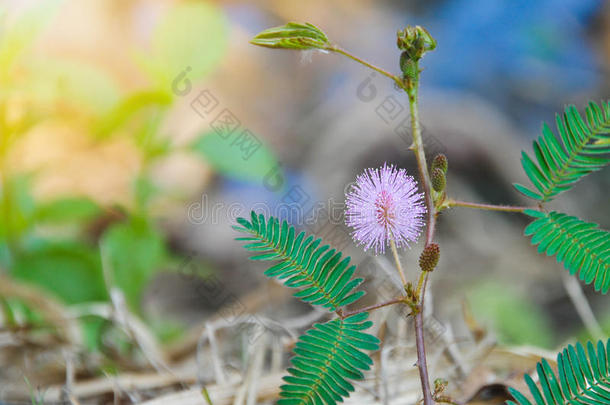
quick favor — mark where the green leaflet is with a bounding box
[234,214,378,404]
[514,101,610,202]
[524,210,610,294]
[233,212,365,312]
[279,313,380,405]
[508,339,610,405]
[250,22,331,51]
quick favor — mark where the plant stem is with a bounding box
[445,199,536,213]
[561,271,604,341]
[415,294,432,403]
[415,270,427,300]
[329,46,406,90]
[406,79,435,247]
[341,296,406,318]
[389,238,408,287]
[405,61,435,405]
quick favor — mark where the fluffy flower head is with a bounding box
[345,163,426,254]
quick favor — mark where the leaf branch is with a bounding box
[443,199,539,213]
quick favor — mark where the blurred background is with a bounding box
[0,0,608,403]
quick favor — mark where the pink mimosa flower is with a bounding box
[345,163,426,254]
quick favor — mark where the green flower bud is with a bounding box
[431,153,448,173]
[431,168,446,192]
[419,243,440,272]
[396,25,436,60]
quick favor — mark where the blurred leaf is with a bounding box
[0,0,63,79]
[191,132,278,182]
[12,240,107,304]
[0,175,36,241]
[101,217,168,311]
[0,297,16,327]
[469,281,553,348]
[251,22,331,50]
[149,2,227,86]
[34,196,100,224]
[135,112,172,159]
[81,315,105,352]
[149,318,185,343]
[26,57,121,116]
[134,175,158,211]
[3,298,45,328]
[94,90,172,138]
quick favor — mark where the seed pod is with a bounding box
[431,153,448,173]
[419,243,440,272]
[431,168,446,192]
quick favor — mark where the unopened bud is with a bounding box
[419,243,440,272]
[431,153,448,173]
[431,168,446,192]
[396,25,436,60]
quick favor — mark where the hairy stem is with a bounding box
[389,238,408,287]
[406,62,435,405]
[329,46,405,90]
[406,82,435,246]
[445,199,536,213]
[341,296,406,318]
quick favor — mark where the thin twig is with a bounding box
[329,46,406,90]
[445,199,536,213]
[341,297,406,318]
[561,271,604,341]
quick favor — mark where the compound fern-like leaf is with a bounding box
[514,101,610,202]
[508,339,610,405]
[524,210,610,294]
[279,313,380,405]
[233,211,365,312]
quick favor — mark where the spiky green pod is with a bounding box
[431,153,448,174]
[431,168,446,192]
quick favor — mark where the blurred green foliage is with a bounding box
[0,0,246,356]
[191,131,278,182]
[469,281,554,348]
[101,216,169,311]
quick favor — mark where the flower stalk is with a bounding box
[389,238,408,287]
